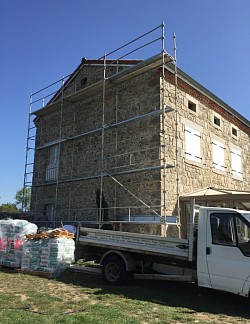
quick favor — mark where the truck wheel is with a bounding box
[102,255,128,285]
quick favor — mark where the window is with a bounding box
[231,147,243,178]
[81,77,87,87]
[214,116,221,127]
[210,213,236,245]
[188,100,196,112]
[48,145,59,165]
[232,127,238,138]
[211,212,250,256]
[184,125,202,163]
[236,217,250,256]
[43,204,55,224]
[46,145,59,180]
[186,95,198,114]
[212,139,226,171]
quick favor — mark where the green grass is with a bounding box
[0,269,249,323]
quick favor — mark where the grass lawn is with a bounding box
[0,268,249,323]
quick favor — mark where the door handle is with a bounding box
[206,247,211,255]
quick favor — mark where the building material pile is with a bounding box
[25,228,75,240]
[21,229,75,276]
[0,219,37,268]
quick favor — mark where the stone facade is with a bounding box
[31,57,250,237]
[163,70,250,200]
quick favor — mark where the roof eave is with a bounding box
[32,52,173,117]
[165,64,250,128]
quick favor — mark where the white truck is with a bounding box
[76,203,250,298]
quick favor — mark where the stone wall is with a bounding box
[162,72,250,221]
[31,61,250,237]
[31,66,163,234]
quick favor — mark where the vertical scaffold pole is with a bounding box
[99,55,106,228]
[22,94,33,211]
[161,21,167,225]
[173,33,181,237]
[54,76,65,227]
[114,60,119,220]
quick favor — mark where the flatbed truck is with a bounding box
[76,204,250,297]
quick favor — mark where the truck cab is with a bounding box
[197,207,250,297]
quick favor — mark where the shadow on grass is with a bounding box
[59,271,250,320]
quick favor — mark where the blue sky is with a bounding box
[0,0,250,204]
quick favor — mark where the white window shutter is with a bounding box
[231,148,242,177]
[185,126,193,159]
[185,125,201,163]
[212,139,225,171]
[193,129,201,163]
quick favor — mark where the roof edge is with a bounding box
[166,64,250,129]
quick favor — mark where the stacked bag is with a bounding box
[21,228,75,276]
[0,219,37,268]
[0,219,75,277]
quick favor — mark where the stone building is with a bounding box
[28,32,250,238]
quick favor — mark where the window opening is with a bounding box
[214,116,221,127]
[232,127,238,137]
[210,213,236,245]
[235,216,250,256]
[188,101,196,112]
[80,77,87,87]
[46,145,59,180]
[210,212,250,256]
[43,204,55,227]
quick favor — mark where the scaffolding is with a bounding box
[23,22,180,234]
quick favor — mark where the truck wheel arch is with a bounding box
[100,250,136,272]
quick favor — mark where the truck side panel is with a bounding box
[79,227,189,260]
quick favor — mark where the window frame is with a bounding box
[210,213,237,246]
[212,112,222,130]
[214,116,221,127]
[232,127,238,138]
[46,144,59,181]
[210,212,250,257]
[188,100,197,113]
[43,204,55,224]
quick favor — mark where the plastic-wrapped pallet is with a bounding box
[21,240,41,270]
[0,219,37,268]
[21,233,75,276]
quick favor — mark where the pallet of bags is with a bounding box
[21,229,75,277]
[0,219,37,268]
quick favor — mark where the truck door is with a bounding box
[205,211,250,296]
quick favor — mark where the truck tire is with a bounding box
[102,255,129,285]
